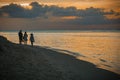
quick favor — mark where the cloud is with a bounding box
[0,3,30,18]
[0,2,120,26]
[0,2,46,18]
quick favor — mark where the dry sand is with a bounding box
[0,36,120,80]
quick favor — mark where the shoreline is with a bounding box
[0,36,120,80]
[0,30,120,33]
[41,46,120,75]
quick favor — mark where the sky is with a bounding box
[0,0,120,30]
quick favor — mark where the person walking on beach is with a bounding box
[18,30,23,44]
[30,33,35,46]
[23,32,28,44]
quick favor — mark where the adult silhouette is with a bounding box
[30,33,35,46]
[23,32,28,44]
[18,30,23,44]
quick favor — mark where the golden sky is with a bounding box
[0,0,120,30]
[0,0,120,11]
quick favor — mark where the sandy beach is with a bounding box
[0,36,120,80]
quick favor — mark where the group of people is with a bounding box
[18,30,35,46]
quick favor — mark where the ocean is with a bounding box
[0,30,120,74]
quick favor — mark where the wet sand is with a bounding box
[0,36,120,80]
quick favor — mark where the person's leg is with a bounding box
[19,40,21,44]
[19,37,23,44]
[31,42,33,46]
[32,42,33,46]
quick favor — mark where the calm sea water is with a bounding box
[0,30,120,74]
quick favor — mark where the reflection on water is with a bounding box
[0,31,120,74]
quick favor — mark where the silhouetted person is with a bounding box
[30,33,35,46]
[18,30,23,44]
[23,32,28,44]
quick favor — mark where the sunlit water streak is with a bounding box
[0,31,120,74]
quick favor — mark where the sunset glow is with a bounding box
[0,0,120,30]
[0,0,120,9]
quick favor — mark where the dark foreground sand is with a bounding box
[0,36,120,80]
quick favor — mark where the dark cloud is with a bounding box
[46,6,77,17]
[0,3,27,18]
[29,2,46,18]
[0,2,46,18]
[62,7,120,25]
[0,2,120,25]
